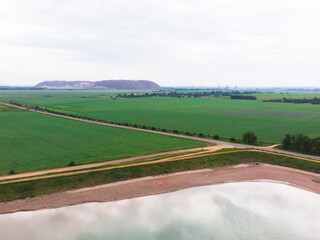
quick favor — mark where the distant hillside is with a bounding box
[35,80,161,90]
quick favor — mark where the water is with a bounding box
[0,182,319,240]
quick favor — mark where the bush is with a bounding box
[230,138,236,142]
[8,170,15,175]
[213,135,219,139]
[242,131,257,145]
[68,161,75,166]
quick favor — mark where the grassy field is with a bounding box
[1,150,319,202]
[0,105,205,175]
[1,90,320,143]
[254,93,320,101]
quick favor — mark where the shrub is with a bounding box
[213,135,219,139]
[242,131,257,145]
[68,161,75,166]
[230,138,236,142]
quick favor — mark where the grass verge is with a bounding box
[0,151,319,202]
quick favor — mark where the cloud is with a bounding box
[0,0,319,86]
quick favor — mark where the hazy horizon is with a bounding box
[1,80,320,89]
[1,1,320,87]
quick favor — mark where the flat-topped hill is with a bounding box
[35,80,161,90]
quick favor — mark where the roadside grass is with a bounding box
[2,90,320,143]
[1,151,319,202]
[0,104,21,112]
[0,106,205,175]
[0,149,206,184]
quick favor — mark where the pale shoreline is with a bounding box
[0,163,319,214]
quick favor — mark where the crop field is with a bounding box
[1,90,320,143]
[254,93,320,101]
[0,105,205,175]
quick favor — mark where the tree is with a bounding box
[213,135,219,140]
[282,134,292,149]
[242,132,257,145]
[230,137,236,142]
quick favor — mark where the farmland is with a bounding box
[1,150,320,203]
[0,105,205,175]
[2,90,320,143]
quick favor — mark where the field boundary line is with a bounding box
[1,101,320,161]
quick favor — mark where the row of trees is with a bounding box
[116,91,260,99]
[282,134,320,155]
[263,97,320,105]
[230,95,257,100]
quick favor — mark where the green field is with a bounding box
[0,105,205,175]
[254,93,320,101]
[0,90,320,143]
[2,90,320,143]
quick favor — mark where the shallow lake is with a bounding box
[0,182,319,240]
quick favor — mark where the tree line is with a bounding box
[230,95,257,100]
[263,97,320,105]
[282,134,320,155]
[116,91,260,99]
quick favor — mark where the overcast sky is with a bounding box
[0,0,319,87]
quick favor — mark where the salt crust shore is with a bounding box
[0,163,319,214]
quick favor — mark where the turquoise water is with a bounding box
[0,182,319,240]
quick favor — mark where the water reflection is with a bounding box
[0,182,319,240]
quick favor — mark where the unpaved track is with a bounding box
[1,101,320,160]
[1,163,319,214]
[1,148,319,185]
[0,145,230,182]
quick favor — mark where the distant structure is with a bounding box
[35,80,161,90]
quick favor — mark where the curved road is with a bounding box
[1,101,320,161]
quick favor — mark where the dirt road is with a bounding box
[0,145,230,182]
[1,148,319,185]
[1,163,319,214]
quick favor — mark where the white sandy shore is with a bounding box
[0,163,319,214]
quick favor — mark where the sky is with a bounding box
[0,0,319,87]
